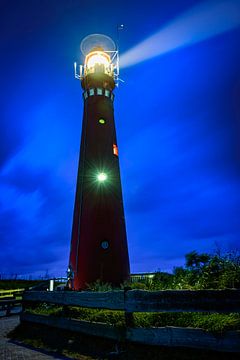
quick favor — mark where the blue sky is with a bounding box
[0,0,240,277]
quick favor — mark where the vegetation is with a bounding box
[127,249,240,291]
[0,280,43,290]
[171,250,240,290]
[27,303,240,333]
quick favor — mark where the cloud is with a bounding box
[0,112,24,170]
[123,116,240,272]
[0,164,73,275]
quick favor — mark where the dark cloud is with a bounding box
[0,204,70,274]
[0,209,23,246]
[1,165,70,211]
[0,165,73,275]
[0,111,23,169]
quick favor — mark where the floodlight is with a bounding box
[97,172,107,182]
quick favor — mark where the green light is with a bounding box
[99,119,105,124]
[97,172,107,182]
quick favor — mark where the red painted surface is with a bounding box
[113,144,119,156]
[69,72,130,290]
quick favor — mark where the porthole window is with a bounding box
[99,119,106,124]
[105,90,110,97]
[89,88,95,96]
[101,240,109,250]
[97,88,103,95]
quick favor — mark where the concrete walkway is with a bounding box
[0,315,68,359]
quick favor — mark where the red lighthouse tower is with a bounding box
[68,34,130,290]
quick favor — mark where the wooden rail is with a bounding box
[125,289,240,313]
[0,299,22,316]
[23,290,124,310]
[20,289,240,353]
[22,289,240,312]
[0,288,24,299]
[21,313,123,341]
[20,312,240,352]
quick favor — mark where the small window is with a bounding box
[101,240,109,250]
[113,144,118,156]
[99,119,106,125]
[111,93,114,101]
[89,88,95,96]
[84,92,88,99]
[97,88,103,95]
[105,90,110,97]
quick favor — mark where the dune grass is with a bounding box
[27,303,240,333]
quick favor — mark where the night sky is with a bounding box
[0,0,240,277]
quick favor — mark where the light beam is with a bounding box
[120,0,240,68]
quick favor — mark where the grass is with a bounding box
[134,312,240,333]
[29,304,126,327]
[27,304,240,333]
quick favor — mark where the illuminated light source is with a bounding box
[85,51,111,69]
[97,172,107,182]
[113,144,118,156]
[99,119,106,124]
[75,34,120,85]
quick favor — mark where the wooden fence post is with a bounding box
[21,299,25,313]
[6,303,11,316]
[124,287,134,328]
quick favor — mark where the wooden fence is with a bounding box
[0,288,24,299]
[0,289,24,316]
[21,289,240,353]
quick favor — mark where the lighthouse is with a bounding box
[68,34,130,290]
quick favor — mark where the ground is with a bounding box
[0,316,90,359]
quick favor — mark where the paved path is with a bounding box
[0,315,67,359]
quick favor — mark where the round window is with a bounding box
[101,240,109,249]
[99,119,106,124]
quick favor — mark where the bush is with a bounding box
[28,304,240,333]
